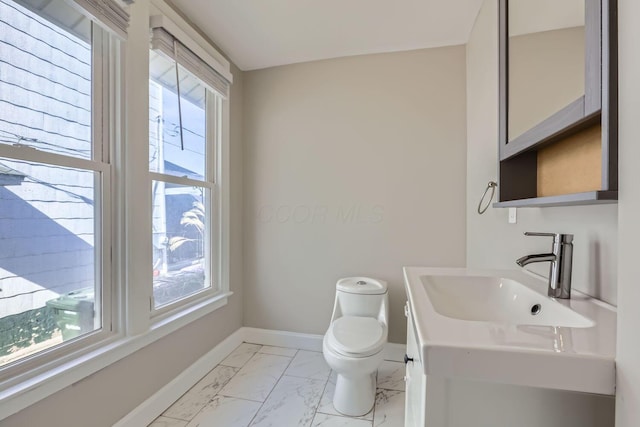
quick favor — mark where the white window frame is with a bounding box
[0,20,116,382]
[149,69,225,318]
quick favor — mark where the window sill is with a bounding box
[0,291,232,421]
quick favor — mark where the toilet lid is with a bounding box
[328,316,386,357]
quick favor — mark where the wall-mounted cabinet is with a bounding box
[495,0,618,208]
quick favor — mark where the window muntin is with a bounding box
[149,50,218,310]
[0,0,109,368]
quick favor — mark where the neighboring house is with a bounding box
[0,0,94,319]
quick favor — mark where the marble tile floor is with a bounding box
[149,343,406,427]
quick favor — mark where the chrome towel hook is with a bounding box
[477,181,497,214]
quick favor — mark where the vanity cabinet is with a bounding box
[404,302,449,427]
[404,303,426,427]
[402,300,614,427]
[496,0,618,207]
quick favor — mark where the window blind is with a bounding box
[151,27,231,99]
[13,0,132,39]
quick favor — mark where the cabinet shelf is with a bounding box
[493,191,618,208]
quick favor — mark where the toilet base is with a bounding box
[333,371,376,416]
[322,329,386,417]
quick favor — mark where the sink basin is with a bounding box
[422,275,594,327]
[404,267,617,395]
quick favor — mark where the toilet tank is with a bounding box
[333,277,388,319]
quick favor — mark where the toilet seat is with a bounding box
[327,316,385,357]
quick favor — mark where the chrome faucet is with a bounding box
[516,232,574,299]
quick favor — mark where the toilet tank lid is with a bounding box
[336,277,387,295]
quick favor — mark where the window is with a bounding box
[0,0,112,368]
[149,48,222,310]
[0,0,235,414]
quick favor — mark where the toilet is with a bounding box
[322,277,389,416]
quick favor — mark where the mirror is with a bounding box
[499,0,604,162]
[497,0,618,206]
[508,0,586,141]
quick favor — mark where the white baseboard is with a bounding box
[113,328,245,427]
[244,327,405,362]
[115,327,406,426]
[243,327,324,352]
[384,343,406,362]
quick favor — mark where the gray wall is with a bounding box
[466,0,618,305]
[242,47,468,343]
[616,0,640,424]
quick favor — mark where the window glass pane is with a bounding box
[0,0,92,159]
[152,181,209,308]
[149,50,206,180]
[0,158,99,366]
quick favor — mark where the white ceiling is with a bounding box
[170,0,484,71]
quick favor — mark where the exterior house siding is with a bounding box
[0,0,94,319]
